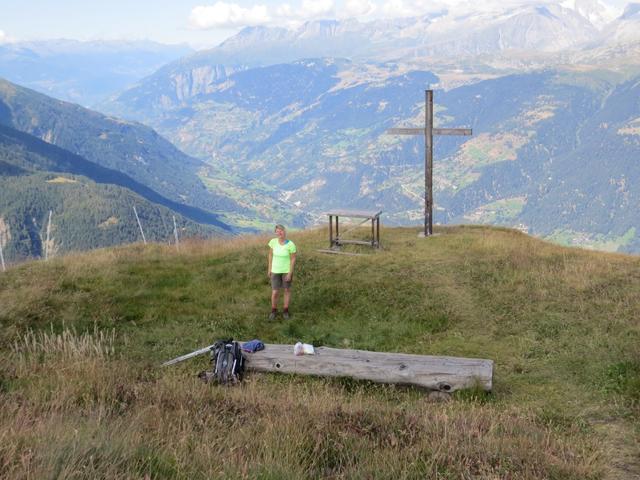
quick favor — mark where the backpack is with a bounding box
[199,339,245,385]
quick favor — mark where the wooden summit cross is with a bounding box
[387,90,472,236]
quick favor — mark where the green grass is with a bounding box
[0,225,639,478]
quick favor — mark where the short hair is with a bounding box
[275,224,286,232]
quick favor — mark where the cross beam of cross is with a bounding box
[387,90,472,237]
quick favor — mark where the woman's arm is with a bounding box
[286,253,296,281]
[268,249,273,278]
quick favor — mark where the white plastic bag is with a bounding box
[294,342,315,355]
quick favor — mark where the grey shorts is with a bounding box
[271,273,292,290]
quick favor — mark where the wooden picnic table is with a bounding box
[325,209,382,250]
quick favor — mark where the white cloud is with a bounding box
[375,0,562,19]
[299,0,335,17]
[190,0,337,30]
[380,0,411,17]
[188,0,577,30]
[275,0,335,21]
[379,0,452,18]
[0,30,17,44]
[189,2,271,29]
[275,3,296,18]
[343,0,377,17]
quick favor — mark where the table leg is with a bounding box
[371,218,375,247]
[329,215,333,248]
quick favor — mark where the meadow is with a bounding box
[0,225,638,479]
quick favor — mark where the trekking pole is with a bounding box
[133,206,147,244]
[45,210,52,260]
[173,215,179,251]
[0,236,5,272]
[162,344,216,367]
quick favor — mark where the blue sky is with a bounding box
[0,0,630,48]
[0,0,226,46]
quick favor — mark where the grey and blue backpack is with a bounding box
[199,339,245,385]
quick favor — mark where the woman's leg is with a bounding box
[271,289,279,309]
[283,288,291,310]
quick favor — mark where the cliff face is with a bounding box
[168,65,235,103]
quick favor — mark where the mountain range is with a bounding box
[2,0,640,254]
[99,1,640,253]
[103,58,640,252]
[100,2,640,132]
[109,1,640,97]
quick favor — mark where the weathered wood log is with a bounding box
[243,344,493,392]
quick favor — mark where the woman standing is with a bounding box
[267,224,297,320]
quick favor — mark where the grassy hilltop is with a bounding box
[0,225,639,479]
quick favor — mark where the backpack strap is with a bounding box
[232,341,245,379]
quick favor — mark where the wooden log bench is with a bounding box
[243,344,493,392]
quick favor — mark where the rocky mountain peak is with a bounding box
[219,26,291,49]
[561,0,619,28]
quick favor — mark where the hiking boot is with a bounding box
[283,311,290,320]
[268,311,277,321]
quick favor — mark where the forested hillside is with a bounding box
[0,124,226,261]
[0,77,307,233]
[0,78,237,216]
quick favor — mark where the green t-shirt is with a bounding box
[269,238,297,274]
